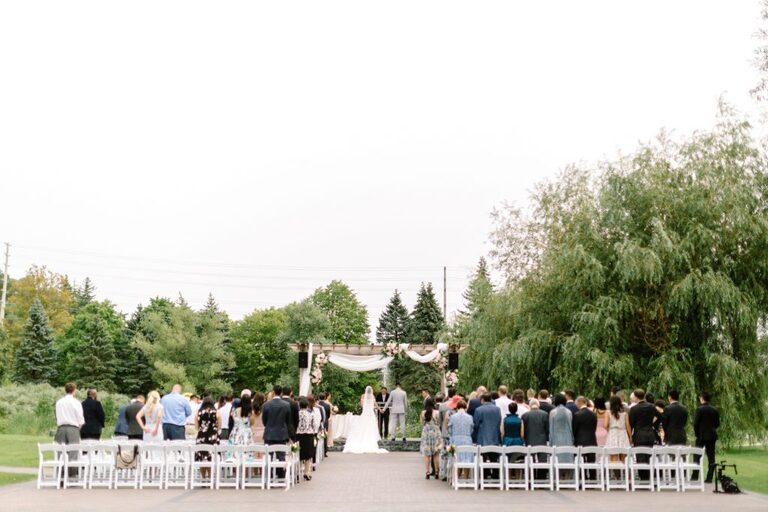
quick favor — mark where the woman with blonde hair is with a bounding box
[137,390,164,442]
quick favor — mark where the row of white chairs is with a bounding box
[37,440,317,491]
[451,445,706,492]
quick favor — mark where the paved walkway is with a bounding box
[0,466,35,475]
[2,452,767,512]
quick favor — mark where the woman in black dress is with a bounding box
[295,397,316,481]
[195,396,220,477]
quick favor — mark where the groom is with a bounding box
[383,382,407,441]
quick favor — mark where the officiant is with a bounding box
[375,387,390,439]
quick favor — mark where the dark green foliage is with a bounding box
[310,280,370,344]
[115,305,155,395]
[230,308,288,392]
[376,290,410,343]
[13,299,57,384]
[388,356,441,399]
[70,277,96,316]
[408,283,444,344]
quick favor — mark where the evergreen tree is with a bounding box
[115,305,154,395]
[200,293,234,384]
[0,326,9,383]
[461,257,493,317]
[376,289,410,343]
[408,283,444,344]
[71,277,96,315]
[13,298,57,384]
[68,314,117,390]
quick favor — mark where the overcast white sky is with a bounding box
[0,1,763,335]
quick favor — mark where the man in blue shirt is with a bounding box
[160,384,192,440]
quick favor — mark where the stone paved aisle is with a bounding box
[2,452,767,512]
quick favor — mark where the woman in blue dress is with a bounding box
[448,400,474,480]
[503,403,525,446]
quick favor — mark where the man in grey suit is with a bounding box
[383,382,408,441]
[522,399,550,480]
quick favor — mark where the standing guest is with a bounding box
[420,397,441,479]
[446,388,462,410]
[473,393,502,479]
[662,389,688,446]
[309,395,324,468]
[125,394,145,440]
[563,390,578,415]
[375,387,390,439]
[467,386,487,416]
[549,394,574,463]
[438,390,453,480]
[317,392,331,456]
[55,383,84,476]
[628,391,639,408]
[503,403,524,446]
[693,391,720,483]
[495,385,512,418]
[448,401,474,480]
[195,397,219,475]
[604,396,632,464]
[114,398,132,437]
[160,384,192,441]
[527,389,536,402]
[537,390,554,413]
[262,385,292,478]
[282,386,300,443]
[611,388,630,412]
[653,400,666,443]
[512,389,530,417]
[628,389,656,480]
[296,397,316,480]
[421,388,432,407]
[80,388,105,440]
[229,393,254,446]
[325,392,336,449]
[217,394,233,441]
[186,394,201,439]
[572,396,597,479]
[522,399,549,447]
[136,390,164,442]
[593,397,609,446]
[251,392,266,444]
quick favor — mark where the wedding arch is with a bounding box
[289,342,467,397]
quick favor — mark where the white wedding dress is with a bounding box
[343,386,388,454]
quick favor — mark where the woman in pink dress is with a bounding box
[594,396,608,446]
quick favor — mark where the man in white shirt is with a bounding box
[55,382,85,477]
[494,385,513,418]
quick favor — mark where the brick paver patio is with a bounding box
[2,452,767,512]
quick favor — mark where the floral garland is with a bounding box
[445,370,459,388]
[311,352,328,385]
[382,342,404,357]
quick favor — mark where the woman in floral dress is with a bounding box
[195,397,220,478]
[420,397,441,479]
[228,394,254,446]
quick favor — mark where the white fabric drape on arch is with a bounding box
[327,353,394,372]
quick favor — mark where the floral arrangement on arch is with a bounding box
[311,352,328,385]
[445,371,459,388]
[382,342,404,358]
[432,352,448,371]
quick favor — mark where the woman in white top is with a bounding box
[136,390,164,442]
[217,394,233,441]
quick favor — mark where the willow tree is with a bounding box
[464,108,768,443]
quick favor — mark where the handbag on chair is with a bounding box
[115,445,140,470]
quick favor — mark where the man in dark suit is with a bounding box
[564,390,578,414]
[572,396,598,479]
[375,387,390,439]
[628,388,656,480]
[522,399,549,480]
[467,386,487,416]
[473,393,502,479]
[263,384,292,477]
[662,389,688,446]
[693,391,720,483]
[281,386,300,443]
[318,392,332,456]
[80,388,106,440]
[125,394,145,440]
[537,390,554,413]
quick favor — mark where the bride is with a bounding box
[343,386,388,454]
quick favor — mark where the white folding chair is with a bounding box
[266,445,291,489]
[654,446,681,492]
[679,447,705,492]
[164,444,191,489]
[452,445,479,490]
[242,445,268,489]
[528,446,554,490]
[37,443,65,489]
[479,445,504,490]
[503,446,529,490]
[63,444,90,489]
[139,443,165,489]
[579,446,605,491]
[292,449,302,485]
[554,446,580,490]
[113,442,140,489]
[604,447,630,491]
[215,444,241,489]
[190,445,216,489]
[88,442,116,489]
[629,447,655,491]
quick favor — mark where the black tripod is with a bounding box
[713,460,740,494]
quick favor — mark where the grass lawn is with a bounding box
[721,447,768,495]
[0,472,36,486]
[0,434,52,468]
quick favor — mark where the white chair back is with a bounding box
[37,443,66,490]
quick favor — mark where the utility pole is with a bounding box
[443,265,447,321]
[0,243,9,326]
